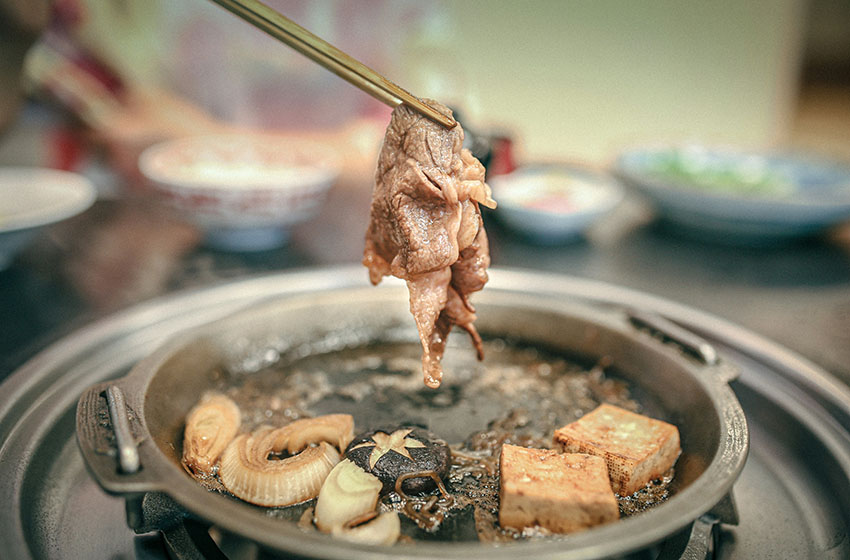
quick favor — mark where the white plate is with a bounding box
[0,168,96,269]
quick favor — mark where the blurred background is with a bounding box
[4,4,850,558]
[3,0,849,165]
[1,0,850,384]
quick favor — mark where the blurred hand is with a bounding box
[24,36,228,183]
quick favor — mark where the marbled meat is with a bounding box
[363,100,497,389]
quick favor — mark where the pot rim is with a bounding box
[77,277,749,559]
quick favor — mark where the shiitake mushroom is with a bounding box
[344,426,451,494]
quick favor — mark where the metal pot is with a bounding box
[76,281,748,559]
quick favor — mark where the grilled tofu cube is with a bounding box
[554,403,681,495]
[498,444,619,534]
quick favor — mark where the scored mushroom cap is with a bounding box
[344,425,451,494]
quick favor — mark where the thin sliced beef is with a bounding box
[363,100,496,388]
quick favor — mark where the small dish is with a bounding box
[0,167,96,270]
[614,145,850,243]
[139,133,340,251]
[489,165,624,243]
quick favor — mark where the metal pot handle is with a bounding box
[161,519,231,560]
[656,493,738,559]
[628,309,740,383]
[76,381,163,495]
[628,310,718,366]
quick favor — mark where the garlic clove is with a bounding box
[314,459,382,533]
[344,426,450,494]
[182,393,241,475]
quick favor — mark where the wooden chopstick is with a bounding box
[208,0,457,129]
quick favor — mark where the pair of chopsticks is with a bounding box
[208,0,457,129]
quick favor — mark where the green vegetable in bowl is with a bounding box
[646,151,793,197]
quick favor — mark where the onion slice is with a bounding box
[314,459,382,532]
[182,393,241,475]
[331,512,400,545]
[220,427,340,507]
[218,414,353,507]
[315,459,400,545]
[272,414,354,454]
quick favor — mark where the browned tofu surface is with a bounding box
[498,444,619,534]
[553,403,681,495]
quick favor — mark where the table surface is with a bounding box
[3,162,850,389]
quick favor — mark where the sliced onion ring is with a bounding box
[315,459,400,545]
[220,428,340,507]
[272,414,354,454]
[218,414,353,507]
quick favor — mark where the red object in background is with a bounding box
[488,136,516,177]
[51,0,85,28]
[50,126,84,171]
[525,194,576,214]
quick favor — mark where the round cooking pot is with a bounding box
[76,282,748,559]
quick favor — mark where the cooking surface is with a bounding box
[140,338,672,545]
[2,270,849,559]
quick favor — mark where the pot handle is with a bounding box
[628,309,740,383]
[161,518,232,560]
[628,310,718,366]
[656,493,738,559]
[76,381,163,495]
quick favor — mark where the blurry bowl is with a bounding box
[489,164,624,244]
[614,145,850,244]
[139,133,340,251]
[0,167,96,270]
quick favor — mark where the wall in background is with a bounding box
[391,0,807,165]
[20,0,810,167]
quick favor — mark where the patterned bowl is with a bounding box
[139,133,339,251]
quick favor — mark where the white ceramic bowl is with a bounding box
[139,134,340,251]
[0,167,96,270]
[614,145,850,243]
[489,165,624,243]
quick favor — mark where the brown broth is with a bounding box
[188,337,675,542]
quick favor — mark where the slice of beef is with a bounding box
[363,100,496,388]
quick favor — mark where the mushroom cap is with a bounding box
[344,425,451,494]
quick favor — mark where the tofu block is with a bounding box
[498,444,619,534]
[553,403,681,495]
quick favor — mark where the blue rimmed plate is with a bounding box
[614,145,850,243]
